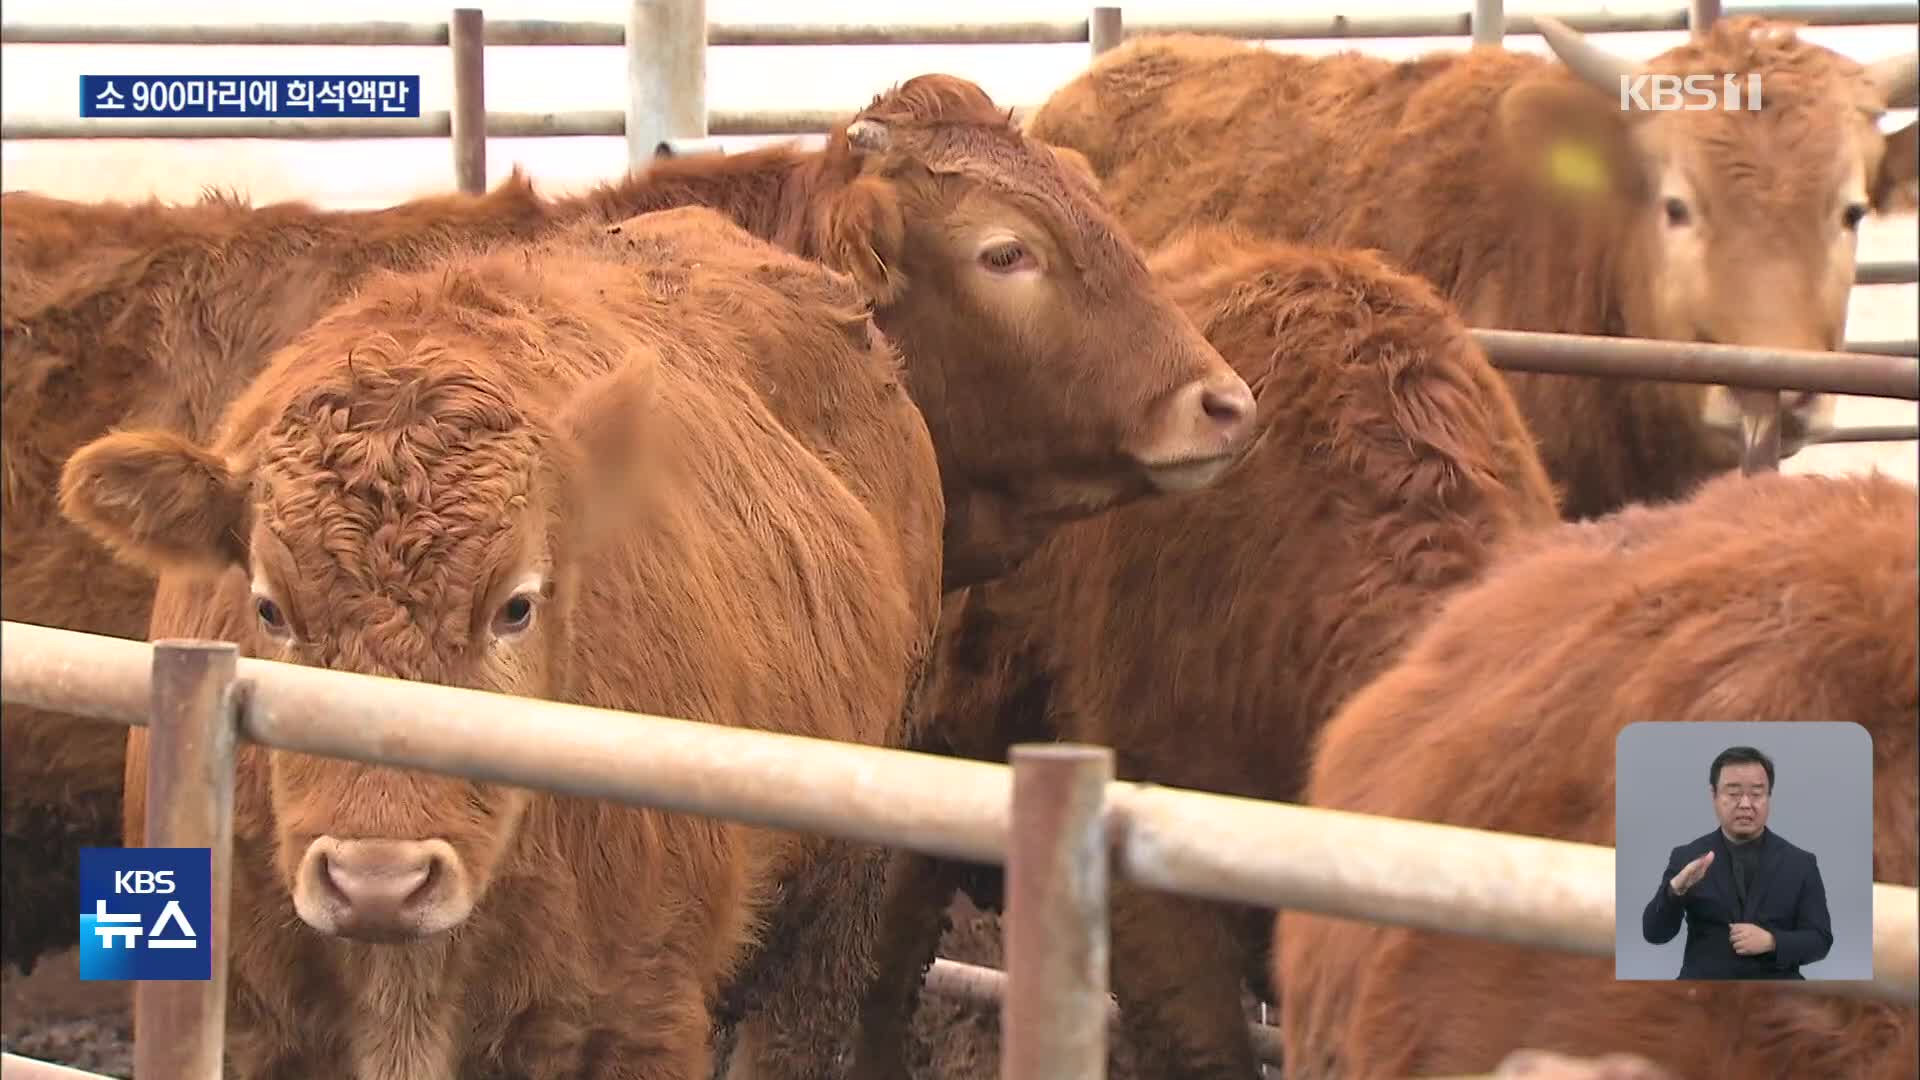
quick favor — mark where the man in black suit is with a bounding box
[1641,744,1834,980]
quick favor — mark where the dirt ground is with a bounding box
[0,893,1264,1078]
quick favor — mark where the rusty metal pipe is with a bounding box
[1813,422,1920,443]
[924,957,1286,1067]
[1473,0,1506,45]
[1856,260,1919,286]
[1089,7,1122,55]
[4,6,1917,48]
[1849,338,1920,357]
[1109,784,1919,1005]
[1002,744,1113,1079]
[5,624,1914,1006]
[135,640,240,1080]
[448,8,486,194]
[1472,329,1920,400]
[1691,0,1723,36]
[0,624,1015,864]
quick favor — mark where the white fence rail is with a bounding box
[2,621,1915,1079]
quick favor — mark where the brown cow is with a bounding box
[59,207,947,1079]
[1027,17,1920,520]
[1275,468,1917,1079]
[1,74,1254,976]
[851,225,1563,1080]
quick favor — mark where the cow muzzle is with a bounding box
[1131,371,1259,492]
[1701,386,1836,461]
[293,836,472,942]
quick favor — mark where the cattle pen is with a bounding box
[3,2,1919,1078]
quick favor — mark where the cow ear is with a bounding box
[1496,76,1646,206]
[813,172,908,304]
[1871,120,1918,213]
[555,354,667,542]
[58,429,250,578]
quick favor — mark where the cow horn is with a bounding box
[1535,16,1643,99]
[1865,50,1920,110]
[844,119,891,153]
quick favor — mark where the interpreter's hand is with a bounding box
[1729,923,1775,956]
[1668,851,1713,896]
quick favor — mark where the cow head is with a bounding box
[1498,16,1918,462]
[805,75,1257,587]
[58,263,664,942]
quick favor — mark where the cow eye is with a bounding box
[1841,203,1867,230]
[254,595,289,637]
[1663,197,1691,227]
[979,241,1034,273]
[493,592,537,637]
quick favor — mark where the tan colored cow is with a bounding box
[1278,468,1917,1079]
[60,208,943,1079]
[1,74,1254,976]
[1028,17,1919,520]
[852,225,1562,1080]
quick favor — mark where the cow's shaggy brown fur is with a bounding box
[852,226,1563,1080]
[2,74,1246,976]
[1028,18,1920,520]
[1276,468,1918,1079]
[61,208,945,1080]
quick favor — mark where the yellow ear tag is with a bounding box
[1546,139,1610,196]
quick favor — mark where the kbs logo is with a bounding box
[78,847,212,981]
[1619,73,1764,112]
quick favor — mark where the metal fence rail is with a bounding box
[1472,331,1920,399]
[5,3,1916,47]
[5,3,1920,214]
[2,621,1915,1080]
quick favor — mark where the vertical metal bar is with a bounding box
[626,0,708,171]
[1001,744,1113,1080]
[1690,0,1722,37]
[136,640,240,1080]
[1090,7,1123,56]
[449,8,487,194]
[1472,0,1505,46]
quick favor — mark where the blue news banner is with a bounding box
[80,75,421,118]
[79,847,213,981]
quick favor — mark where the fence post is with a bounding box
[1090,7,1123,56]
[1690,0,1722,37]
[1001,744,1113,1080]
[1472,0,1505,46]
[626,0,707,171]
[136,640,240,1080]
[449,8,486,194]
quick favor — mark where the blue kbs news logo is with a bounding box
[78,847,212,981]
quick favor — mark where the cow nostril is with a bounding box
[1197,376,1256,430]
[1202,388,1246,422]
[323,850,434,914]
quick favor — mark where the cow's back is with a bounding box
[1277,469,1919,1078]
[1028,38,1486,255]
